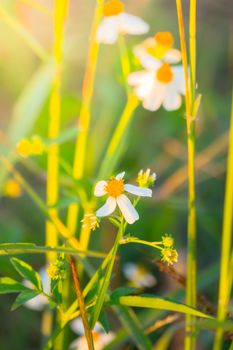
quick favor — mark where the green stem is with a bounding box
[213,92,233,350]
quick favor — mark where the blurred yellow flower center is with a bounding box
[157,63,173,83]
[105,178,124,197]
[155,31,174,48]
[16,139,31,158]
[4,179,22,198]
[103,0,125,17]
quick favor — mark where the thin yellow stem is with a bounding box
[176,1,197,349]
[189,0,196,104]
[213,92,233,350]
[67,0,104,236]
[46,0,68,262]
[98,93,139,179]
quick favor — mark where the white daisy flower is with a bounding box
[70,318,114,350]
[122,262,157,288]
[94,172,152,224]
[134,32,182,67]
[128,32,185,112]
[23,267,50,311]
[96,0,149,44]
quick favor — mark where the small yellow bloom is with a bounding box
[161,247,178,265]
[47,264,59,280]
[30,136,44,155]
[137,169,156,188]
[81,213,99,231]
[4,179,22,198]
[16,138,31,158]
[16,136,44,158]
[47,257,68,280]
[162,234,174,248]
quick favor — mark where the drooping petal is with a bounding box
[163,49,181,64]
[124,184,152,197]
[96,197,116,217]
[116,171,125,180]
[96,17,119,44]
[142,82,166,111]
[116,194,139,224]
[163,87,182,111]
[118,13,149,35]
[94,181,107,197]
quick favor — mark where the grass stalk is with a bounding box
[70,256,94,350]
[46,0,68,262]
[213,92,233,350]
[66,0,104,236]
[176,1,197,348]
[98,93,139,178]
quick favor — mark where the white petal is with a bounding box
[142,82,166,111]
[69,336,88,350]
[163,49,181,64]
[173,65,186,94]
[116,171,125,180]
[94,181,107,197]
[96,17,119,44]
[96,197,116,217]
[124,184,152,197]
[116,194,139,224]
[163,87,182,111]
[71,318,85,335]
[118,13,149,35]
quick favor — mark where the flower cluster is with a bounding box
[128,32,185,111]
[16,136,44,158]
[160,234,178,265]
[136,168,156,188]
[81,213,99,231]
[47,257,68,281]
[94,171,152,224]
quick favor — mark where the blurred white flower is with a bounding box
[23,267,49,311]
[70,318,114,350]
[129,32,185,112]
[122,262,157,288]
[96,0,149,44]
[134,32,182,67]
[94,172,152,224]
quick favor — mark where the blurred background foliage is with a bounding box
[0,0,232,349]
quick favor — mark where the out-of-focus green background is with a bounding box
[0,0,232,349]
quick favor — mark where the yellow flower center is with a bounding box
[16,139,31,158]
[4,179,22,198]
[105,178,124,197]
[156,63,173,83]
[103,0,125,17]
[155,31,174,48]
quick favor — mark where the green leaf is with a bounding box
[11,289,40,311]
[113,305,152,350]
[118,295,212,319]
[110,287,136,301]
[0,277,29,294]
[8,60,54,143]
[11,258,42,290]
[44,126,79,146]
[99,311,110,334]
